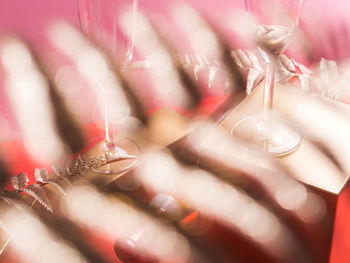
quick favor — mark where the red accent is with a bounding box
[179,211,199,226]
[329,183,350,263]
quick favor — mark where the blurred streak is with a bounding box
[61,182,191,263]
[0,115,11,143]
[1,3,349,263]
[171,3,221,87]
[172,4,219,60]
[185,120,327,224]
[0,161,10,257]
[138,20,203,107]
[0,205,88,263]
[150,193,183,221]
[0,160,9,191]
[119,10,194,109]
[272,84,349,192]
[114,237,158,263]
[47,21,132,131]
[214,80,346,195]
[170,3,244,95]
[280,138,345,194]
[132,151,308,262]
[52,64,103,126]
[146,110,330,262]
[77,0,94,43]
[0,235,10,257]
[0,220,10,258]
[0,37,67,164]
[210,8,257,49]
[39,64,85,154]
[121,0,139,72]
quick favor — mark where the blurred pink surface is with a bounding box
[1,0,350,139]
[0,0,349,58]
[1,1,350,263]
[0,0,79,140]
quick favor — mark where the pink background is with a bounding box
[1,1,350,263]
[1,0,350,137]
